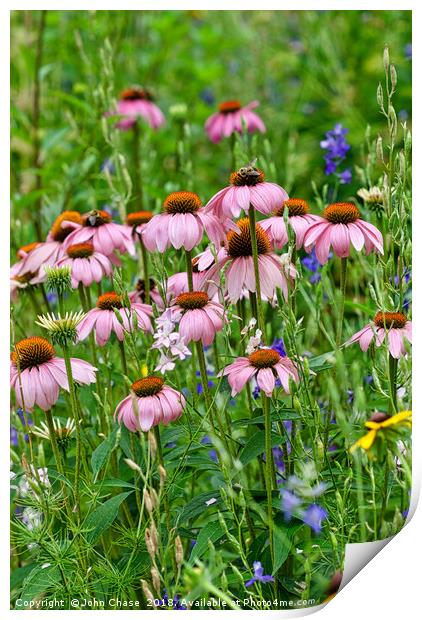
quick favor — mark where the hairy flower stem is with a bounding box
[132,120,143,210]
[248,206,266,341]
[335,257,348,347]
[139,239,150,304]
[62,343,84,518]
[388,354,398,414]
[153,427,172,533]
[119,339,128,375]
[185,249,194,291]
[263,394,275,566]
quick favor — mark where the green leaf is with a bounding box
[189,520,226,562]
[178,491,222,522]
[239,431,284,465]
[10,563,36,592]
[84,492,132,543]
[273,523,304,573]
[91,426,119,482]
[18,565,61,604]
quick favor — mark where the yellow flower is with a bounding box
[351,411,412,453]
[141,363,148,377]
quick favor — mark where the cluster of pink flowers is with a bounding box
[11,85,401,438]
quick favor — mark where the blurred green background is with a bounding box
[10,10,411,247]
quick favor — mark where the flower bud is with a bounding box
[390,65,397,91]
[141,580,156,605]
[376,136,384,161]
[175,535,184,569]
[158,464,167,486]
[148,431,157,458]
[143,489,154,514]
[145,528,157,558]
[151,566,161,593]
[383,46,390,71]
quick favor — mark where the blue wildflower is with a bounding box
[405,43,412,60]
[280,489,302,520]
[10,427,18,447]
[271,337,286,357]
[245,561,274,588]
[303,504,327,534]
[157,589,187,610]
[200,88,215,106]
[320,123,351,183]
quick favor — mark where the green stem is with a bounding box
[248,207,266,341]
[263,394,275,566]
[388,354,398,414]
[379,456,390,535]
[185,249,194,291]
[139,239,150,304]
[78,283,88,312]
[132,120,143,210]
[119,339,128,375]
[62,343,83,517]
[45,410,64,476]
[336,257,348,347]
[40,283,51,312]
[230,133,236,171]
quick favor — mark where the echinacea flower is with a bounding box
[128,278,164,308]
[220,348,299,397]
[63,210,135,257]
[260,198,320,249]
[350,410,412,453]
[198,218,296,303]
[170,291,226,346]
[303,202,383,264]
[56,243,113,288]
[112,87,165,131]
[125,211,154,238]
[115,376,185,432]
[142,191,229,252]
[205,164,288,218]
[205,100,266,143]
[245,561,274,588]
[346,312,412,359]
[10,336,97,411]
[10,270,44,302]
[77,292,153,346]
[16,211,83,277]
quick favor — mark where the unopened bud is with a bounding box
[148,431,157,458]
[383,46,390,71]
[124,458,142,474]
[376,136,384,161]
[141,580,156,605]
[175,536,184,568]
[143,489,154,514]
[376,83,384,108]
[145,528,157,558]
[390,65,397,90]
[150,488,159,509]
[151,566,161,593]
[158,464,167,485]
[150,519,159,549]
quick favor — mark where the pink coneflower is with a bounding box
[260,198,320,250]
[10,336,97,411]
[11,243,45,301]
[113,87,165,131]
[128,278,164,308]
[63,210,135,257]
[125,211,154,239]
[220,348,299,397]
[346,312,412,359]
[16,211,83,277]
[303,202,384,264]
[205,164,288,218]
[170,291,225,346]
[205,100,266,144]
[198,218,296,303]
[77,292,153,346]
[56,243,113,288]
[142,191,229,252]
[115,376,185,432]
